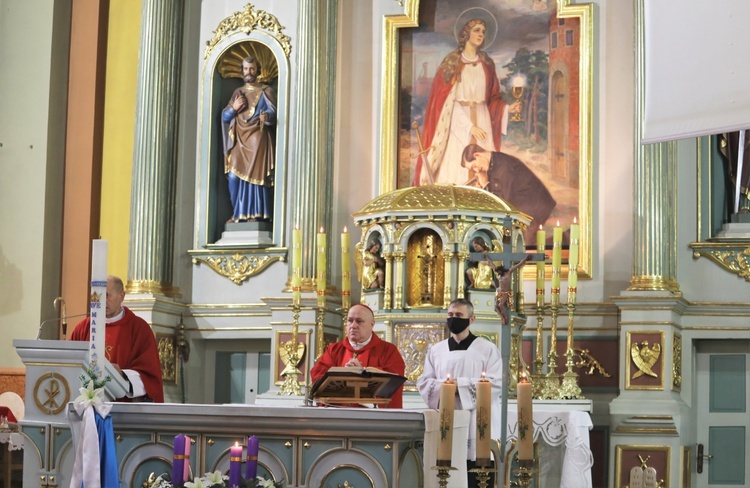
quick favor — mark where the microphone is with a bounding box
[36,313,89,340]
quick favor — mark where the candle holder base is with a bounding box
[559,370,583,399]
[468,465,495,488]
[513,459,536,488]
[539,372,560,400]
[431,465,457,488]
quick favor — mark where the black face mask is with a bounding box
[447,317,470,335]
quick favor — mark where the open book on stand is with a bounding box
[309,366,407,406]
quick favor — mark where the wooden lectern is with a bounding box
[309,366,407,406]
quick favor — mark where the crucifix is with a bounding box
[468,219,545,459]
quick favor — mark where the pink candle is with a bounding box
[245,435,259,479]
[229,442,242,487]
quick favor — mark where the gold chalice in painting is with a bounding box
[511,85,524,122]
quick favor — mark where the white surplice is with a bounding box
[417,336,503,460]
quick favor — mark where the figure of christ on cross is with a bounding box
[467,247,544,325]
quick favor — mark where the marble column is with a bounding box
[629,0,679,294]
[289,0,337,294]
[127,0,184,297]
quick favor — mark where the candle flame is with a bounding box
[573,216,578,224]
[539,224,543,230]
[319,226,325,233]
[556,220,560,227]
[343,226,348,233]
[235,441,239,447]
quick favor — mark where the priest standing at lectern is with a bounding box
[310,304,405,408]
[70,275,164,402]
[417,298,503,486]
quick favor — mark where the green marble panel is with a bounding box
[300,438,345,478]
[709,355,746,413]
[709,426,745,484]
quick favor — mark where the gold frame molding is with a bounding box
[380,0,594,281]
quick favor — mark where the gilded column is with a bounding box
[443,251,454,306]
[127,0,184,296]
[383,252,393,309]
[629,0,679,293]
[456,251,469,299]
[392,252,406,309]
[289,0,337,290]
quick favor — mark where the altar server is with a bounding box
[70,276,164,402]
[417,298,503,486]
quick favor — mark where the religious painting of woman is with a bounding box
[398,1,584,246]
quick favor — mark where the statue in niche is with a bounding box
[220,46,277,224]
[361,239,385,290]
[465,236,498,289]
[718,130,750,218]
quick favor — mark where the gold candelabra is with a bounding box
[559,293,583,399]
[279,304,304,396]
[513,458,536,487]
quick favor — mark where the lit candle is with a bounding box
[229,442,243,488]
[341,227,351,308]
[535,225,546,307]
[292,226,302,306]
[475,372,492,467]
[437,375,456,466]
[551,221,562,305]
[517,373,534,461]
[245,435,259,480]
[317,227,326,308]
[568,218,580,293]
[172,434,188,487]
[89,239,107,378]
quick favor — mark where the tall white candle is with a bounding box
[89,239,108,378]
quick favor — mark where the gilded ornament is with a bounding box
[572,348,612,377]
[672,334,682,390]
[157,334,176,384]
[631,341,661,379]
[193,253,280,284]
[205,4,292,60]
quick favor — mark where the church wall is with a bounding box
[0,0,71,366]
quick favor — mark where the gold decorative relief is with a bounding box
[573,348,612,377]
[394,323,446,391]
[34,372,70,415]
[204,3,292,60]
[193,253,281,284]
[626,331,665,390]
[690,244,750,281]
[156,333,176,385]
[672,333,682,391]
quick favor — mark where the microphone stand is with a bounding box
[36,312,89,340]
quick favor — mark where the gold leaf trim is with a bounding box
[193,254,281,284]
[204,3,292,60]
[691,245,750,281]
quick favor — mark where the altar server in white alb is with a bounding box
[417,298,503,485]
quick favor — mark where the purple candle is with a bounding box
[245,435,259,479]
[229,442,243,488]
[172,434,187,486]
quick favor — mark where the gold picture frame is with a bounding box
[380,0,593,279]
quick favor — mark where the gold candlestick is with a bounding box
[559,299,583,399]
[540,300,560,399]
[513,458,536,488]
[468,466,495,488]
[315,306,325,361]
[431,466,457,488]
[532,303,546,398]
[279,304,304,396]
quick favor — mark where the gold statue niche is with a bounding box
[406,229,445,307]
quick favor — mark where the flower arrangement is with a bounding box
[143,471,284,488]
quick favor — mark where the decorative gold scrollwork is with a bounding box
[691,244,750,281]
[193,253,281,284]
[205,3,292,60]
[572,348,612,377]
[631,341,661,379]
[672,334,682,390]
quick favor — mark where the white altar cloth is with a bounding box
[505,409,593,488]
[421,407,593,488]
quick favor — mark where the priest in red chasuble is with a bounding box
[70,275,164,402]
[310,304,406,408]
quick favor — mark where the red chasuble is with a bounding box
[70,307,164,402]
[310,334,405,408]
